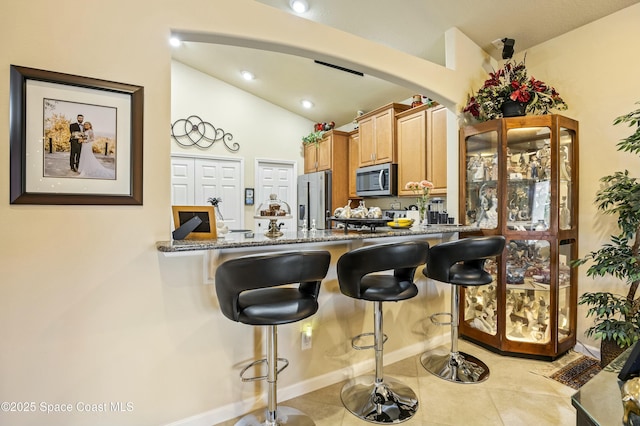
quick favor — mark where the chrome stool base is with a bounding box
[420,350,489,383]
[234,406,315,426]
[340,375,418,424]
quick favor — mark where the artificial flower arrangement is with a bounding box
[207,196,229,235]
[405,180,434,221]
[463,57,568,122]
[302,122,335,145]
[207,197,223,219]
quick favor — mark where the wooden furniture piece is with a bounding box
[356,103,410,167]
[396,104,447,196]
[303,129,349,174]
[303,143,319,174]
[303,129,350,210]
[458,115,579,358]
[348,129,360,199]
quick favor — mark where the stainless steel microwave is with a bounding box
[356,163,397,197]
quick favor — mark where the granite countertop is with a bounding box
[156,224,479,253]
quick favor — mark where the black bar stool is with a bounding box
[421,236,505,383]
[215,250,331,426]
[337,241,429,424]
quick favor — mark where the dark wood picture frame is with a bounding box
[9,65,144,205]
[171,206,217,240]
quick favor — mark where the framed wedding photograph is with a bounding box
[9,65,144,205]
[171,206,217,240]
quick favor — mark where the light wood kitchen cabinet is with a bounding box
[302,130,350,208]
[396,104,447,196]
[348,129,360,199]
[303,143,318,173]
[357,103,410,167]
[303,130,348,173]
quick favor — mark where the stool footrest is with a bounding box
[430,312,453,326]
[239,357,289,382]
[351,332,388,350]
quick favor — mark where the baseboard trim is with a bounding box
[574,341,600,360]
[164,334,448,426]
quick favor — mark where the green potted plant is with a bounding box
[573,102,640,367]
[302,122,335,145]
[301,130,325,145]
[463,57,568,122]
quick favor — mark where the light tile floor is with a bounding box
[216,340,577,426]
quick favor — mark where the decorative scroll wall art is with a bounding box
[171,115,239,152]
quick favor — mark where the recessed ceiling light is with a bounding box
[241,70,255,81]
[169,36,181,47]
[301,99,314,109]
[290,0,309,14]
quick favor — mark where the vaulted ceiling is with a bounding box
[171,0,639,126]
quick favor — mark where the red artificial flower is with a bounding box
[529,77,547,93]
[509,81,532,103]
[463,97,481,117]
[483,70,503,88]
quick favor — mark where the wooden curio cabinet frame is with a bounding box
[458,115,579,359]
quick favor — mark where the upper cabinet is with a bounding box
[348,129,360,199]
[303,143,319,174]
[303,130,349,173]
[357,103,410,167]
[303,129,350,208]
[396,104,447,196]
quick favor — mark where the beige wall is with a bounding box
[1,0,639,425]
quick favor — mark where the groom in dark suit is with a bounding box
[69,114,84,172]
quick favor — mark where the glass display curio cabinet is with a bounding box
[459,115,578,358]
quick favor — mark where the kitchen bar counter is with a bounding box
[155,223,471,413]
[156,224,478,253]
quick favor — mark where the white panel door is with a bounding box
[255,159,296,232]
[170,157,195,205]
[194,160,220,205]
[195,159,243,230]
[171,155,244,229]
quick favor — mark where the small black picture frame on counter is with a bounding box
[172,215,202,240]
[172,206,217,240]
[245,188,254,205]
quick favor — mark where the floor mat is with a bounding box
[548,355,602,390]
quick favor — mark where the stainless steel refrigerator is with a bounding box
[297,171,332,230]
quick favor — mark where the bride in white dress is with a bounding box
[78,122,115,179]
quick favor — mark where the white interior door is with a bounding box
[171,155,244,229]
[255,159,297,232]
[170,157,195,205]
